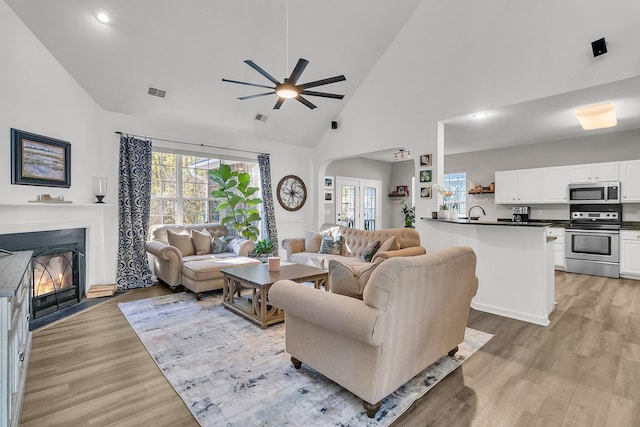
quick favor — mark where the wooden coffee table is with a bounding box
[221,262,328,328]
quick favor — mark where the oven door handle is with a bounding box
[567,229,620,235]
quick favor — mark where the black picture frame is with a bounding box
[11,128,71,188]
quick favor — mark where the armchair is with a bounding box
[269,246,478,417]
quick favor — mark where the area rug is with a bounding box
[118,292,492,426]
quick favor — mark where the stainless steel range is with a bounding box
[565,204,621,278]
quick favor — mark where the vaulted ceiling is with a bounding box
[6,0,640,155]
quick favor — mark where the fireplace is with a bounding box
[0,228,86,325]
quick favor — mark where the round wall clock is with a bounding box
[277,175,307,211]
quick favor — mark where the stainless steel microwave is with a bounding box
[568,182,620,204]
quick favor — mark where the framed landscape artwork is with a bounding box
[324,176,334,189]
[420,186,432,198]
[419,170,432,183]
[11,128,71,187]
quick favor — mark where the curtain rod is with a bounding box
[114,131,269,156]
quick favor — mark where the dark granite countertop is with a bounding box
[622,222,640,230]
[421,218,551,227]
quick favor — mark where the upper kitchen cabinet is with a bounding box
[495,168,542,204]
[568,162,619,183]
[542,166,568,203]
[620,160,640,202]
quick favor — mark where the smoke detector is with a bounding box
[147,86,167,98]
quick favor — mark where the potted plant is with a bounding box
[209,164,262,241]
[401,202,415,228]
[253,239,275,259]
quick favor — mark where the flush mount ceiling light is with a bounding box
[472,112,488,119]
[94,8,110,24]
[575,102,617,130]
[393,149,411,161]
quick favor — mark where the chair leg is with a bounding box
[448,346,459,357]
[363,400,381,418]
[291,356,302,369]
[195,292,203,300]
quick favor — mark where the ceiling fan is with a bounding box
[222,58,346,110]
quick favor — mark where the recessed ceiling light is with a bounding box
[472,112,488,119]
[95,8,111,24]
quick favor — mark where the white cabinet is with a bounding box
[1,252,32,427]
[542,166,568,203]
[620,160,640,202]
[620,230,640,277]
[547,227,565,269]
[568,162,619,183]
[495,168,542,204]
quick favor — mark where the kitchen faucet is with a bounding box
[468,205,486,220]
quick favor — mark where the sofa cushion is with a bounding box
[328,259,381,299]
[361,240,381,262]
[167,230,195,256]
[304,230,323,252]
[211,237,227,254]
[319,235,343,255]
[191,229,213,255]
[182,256,261,281]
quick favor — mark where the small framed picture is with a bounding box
[324,176,334,189]
[419,170,432,183]
[420,154,432,167]
[420,186,432,198]
[396,185,409,196]
[324,191,334,203]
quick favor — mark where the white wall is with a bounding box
[445,129,640,221]
[0,1,108,287]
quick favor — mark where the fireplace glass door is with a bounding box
[32,248,81,318]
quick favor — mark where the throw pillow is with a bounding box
[371,235,400,263]
[319,235,343,255]
[328,259,381,299]
[167,230,195,257]
[304,230,323,253]
[191,229,213,255]
[211,237,227,254]
[361,240,381,262]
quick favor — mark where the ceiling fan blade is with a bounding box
[296,95,317,109]
[273,97,286,110]
[299,75,346,89]
[244,60,281,85]
[288,58,309,85]
[222,78,274,90]
[300,90,344,99]
[237,92,275,100]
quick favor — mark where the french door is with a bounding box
[335,178,381,230]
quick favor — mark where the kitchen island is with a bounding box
[420,218,555,326]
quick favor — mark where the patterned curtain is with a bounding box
[116,135,153,290]
[258,154,279,255]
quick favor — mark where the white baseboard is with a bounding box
[471,301,550,326]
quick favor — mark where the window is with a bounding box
[150,150,260,228]
[443,172,467,214]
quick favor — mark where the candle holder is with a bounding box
[93,177,108,203]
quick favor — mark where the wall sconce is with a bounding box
[393,149,411,160]
[93,177,108,203]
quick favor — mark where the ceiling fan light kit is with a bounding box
[222,58,346,110]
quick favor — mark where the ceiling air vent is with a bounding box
[147,86,167,98]
[255,113,268,122]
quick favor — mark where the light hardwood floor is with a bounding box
[20,272,640,426]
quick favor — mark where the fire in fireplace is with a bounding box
[31,247,83,318]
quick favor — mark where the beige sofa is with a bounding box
[269,246,478,418]
[145,223,260,299]
[281,224,426,270]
